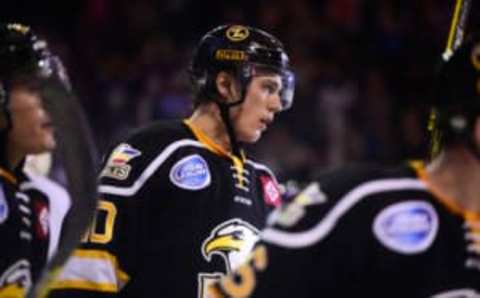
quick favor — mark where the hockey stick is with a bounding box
[429,0,472,157]
[443,0,472,61]
[27,84,98,298]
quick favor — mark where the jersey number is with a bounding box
[209,245,268,298]
[82,200,117,244]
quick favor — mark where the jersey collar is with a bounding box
[0,166,17,185]
[184,119,247,187]
[409,160,480,221]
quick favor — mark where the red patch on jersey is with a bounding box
[260,176,281,207]
[33,200,49,239]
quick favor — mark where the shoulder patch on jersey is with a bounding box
[260,175,281,207]
[100,143,142,180]
[0,186,9,224]
[268,182,327,228]
[169,154,211,190]
[373,200,438,254]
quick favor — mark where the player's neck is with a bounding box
[426,146,480,213]
[189,103,232,152]
[5,142,24,171]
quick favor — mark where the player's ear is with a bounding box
[215,71,239,103]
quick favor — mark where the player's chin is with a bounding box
[238,129,262,144]
[34,135,57,153]
[45,134,57,150]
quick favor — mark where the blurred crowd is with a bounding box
[3,0,472,182]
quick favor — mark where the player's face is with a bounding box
[8,86,56,155]
[230,73,283,143]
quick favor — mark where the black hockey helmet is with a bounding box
[433,34,480,145]
[0,23,71,130]
[190,24,295,110]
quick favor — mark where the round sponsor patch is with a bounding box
[373,200,438,254]
[0,186,9,224]
[169,154,211,190]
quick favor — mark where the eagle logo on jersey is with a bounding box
[373,201,439,254]
[100,143,141,180]
[198,219,259,298]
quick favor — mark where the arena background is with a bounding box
[2,0,478,183]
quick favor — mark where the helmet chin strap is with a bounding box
[215,85,247,158]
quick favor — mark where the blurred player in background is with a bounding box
[209,34,480,298]
[0,23,80,296]
[49,24,295,298]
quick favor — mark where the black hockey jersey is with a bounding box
[209,162,480,298]
[0,166,53,297]
[50,120,281,298]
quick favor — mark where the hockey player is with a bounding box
[50,24,295,297]
[209,35,480,298]
[0,23,77,296]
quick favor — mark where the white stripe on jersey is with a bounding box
[99,139,205,196]
[261,178,427,248]
[52,249,129,292]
